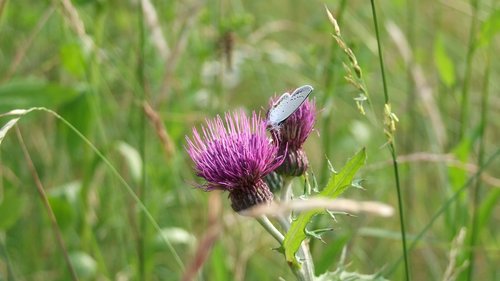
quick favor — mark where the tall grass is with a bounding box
[369,1,410,279]
[465,26,494,281]
[458,0,480,140]
[16,127,79,280]
[136,0,147,279]
[0,0,499,280]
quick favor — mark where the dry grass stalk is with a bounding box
[442,228,468,281]
[386,21,447,148]
[158,3,203,104]
[143,101,175,159]
[240,197,394,218]
[141,0,169,59]
[325,5,369,115]
[181,192,222,281]
[58,0,95,52]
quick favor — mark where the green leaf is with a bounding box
[478,188,500,233]
[448,138,472,194]
[445,139,472,233]
[478,9,500,47]
[434,36,456,87]
[284,210,319,268]
[210,243,230,281]
[57,89,93,151]
[48,182,82,230]
[320,148,366,198]
[283,148,366,266]
[0,78,80,113]
[47,196,75,230]
[315,232,349,275]
[306,227,334,239]
[60,43,86,78]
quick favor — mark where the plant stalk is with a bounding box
[281,176,295,202]
[257,216,284,244]
[137,0,147,279]
[370,0,410,280]
[465,30,493,281]
[0,231,17,280]
[257,216,310,281]
[384,149,500,277]
[277,177,315,280]
[458,0,480,140]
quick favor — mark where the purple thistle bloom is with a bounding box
[186,110,283,211]
[268,97,316,177]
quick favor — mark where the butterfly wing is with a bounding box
[268,85,313,126]
[268,92,291,125]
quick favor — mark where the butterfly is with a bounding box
[267,85,314,130]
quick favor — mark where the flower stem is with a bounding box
[280,176,294,202]
[256,216,284,244]
[298,241,315,280]
[276,176,315,281]
[256,216,307,281]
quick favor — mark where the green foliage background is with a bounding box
[0,0,499,280]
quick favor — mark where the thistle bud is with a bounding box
[268,97,316,177]
[264,171,284,193]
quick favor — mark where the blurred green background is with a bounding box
[0,0,499,280]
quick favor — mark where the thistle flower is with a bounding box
[186,110,283,212]
[268,98,316,177]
